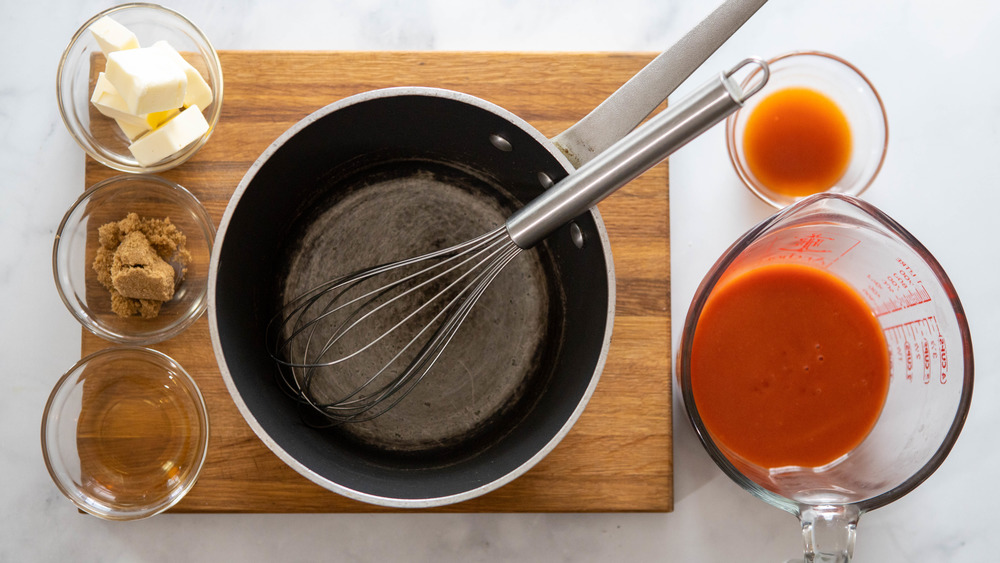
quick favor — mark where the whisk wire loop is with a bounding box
[267,226,522,423]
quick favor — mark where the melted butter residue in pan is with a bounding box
[279,161,561,457]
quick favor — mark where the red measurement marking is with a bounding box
[779,233,834,253]
[939,334,948,383]
[905,340,913,381]
[765,232,861,268]
[882,316,948,385]
[867,261,932,317]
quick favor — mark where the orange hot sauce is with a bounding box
[743,87,853,197]
[690,263,890,469]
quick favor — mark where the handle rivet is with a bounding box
[569,222,585,249]
[490,134,513,152]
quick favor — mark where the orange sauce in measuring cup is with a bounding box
[690,263,890,468]
[743,87,853,197]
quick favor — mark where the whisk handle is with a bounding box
[505,57,769,249]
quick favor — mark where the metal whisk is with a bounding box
[268,58,769,424]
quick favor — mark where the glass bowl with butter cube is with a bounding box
[53,174,215,344]
[57,3,223,173]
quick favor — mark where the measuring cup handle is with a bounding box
[798,504,860,563]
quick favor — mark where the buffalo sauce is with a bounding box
[743,87,852,197]
[689,263,889,469]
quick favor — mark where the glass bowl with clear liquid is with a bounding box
[41,346,208,520]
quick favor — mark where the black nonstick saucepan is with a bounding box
[208,0,767,507]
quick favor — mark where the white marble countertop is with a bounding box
[3,1,996,561]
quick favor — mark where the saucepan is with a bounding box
[208,0,768,507]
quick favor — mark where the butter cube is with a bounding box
[145,107,181,128]
[106,47,188,115]
[89,16,139,55]
[114,118,150,141]
[90,72,148,127]
[128,105,209,166]
[91,73,181,131]
[151,41,214,110]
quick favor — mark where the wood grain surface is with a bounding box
[81,51,672,512]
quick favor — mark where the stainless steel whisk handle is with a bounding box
[505,57,770,249]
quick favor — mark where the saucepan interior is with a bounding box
[209,88,614,507]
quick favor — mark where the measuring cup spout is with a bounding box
[799,504,859,563]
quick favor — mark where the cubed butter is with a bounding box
[91,73,180,130]
[128,105,209,166]
[89,15,139,55]
[151,41,214,110]
[114,118,150,141]
[90,72,149,127]
[145,107,181,128]
[106,46,188,115]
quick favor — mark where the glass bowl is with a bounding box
[57,3,223,173]
[41,346,209,520]
[726,51,888,208]
[53,174,215,344]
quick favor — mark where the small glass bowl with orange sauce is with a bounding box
[726,51,888,208]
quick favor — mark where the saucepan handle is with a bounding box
[552,0,768,168]
[506,58,768,249]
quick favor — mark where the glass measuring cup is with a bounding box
[676,193,973,562]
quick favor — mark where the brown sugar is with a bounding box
[111,231,176,301]
[93,212,192,319]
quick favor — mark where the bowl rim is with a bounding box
[725,50,889,209]
[52,173,216,344]
[56,2,224,174]
[40,345,210,520]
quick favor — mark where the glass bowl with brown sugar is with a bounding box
[53,174,215,344]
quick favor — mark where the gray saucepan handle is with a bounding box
[506,58,769,249]
[552,0,768,168]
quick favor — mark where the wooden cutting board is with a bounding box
[81,51,672,512]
